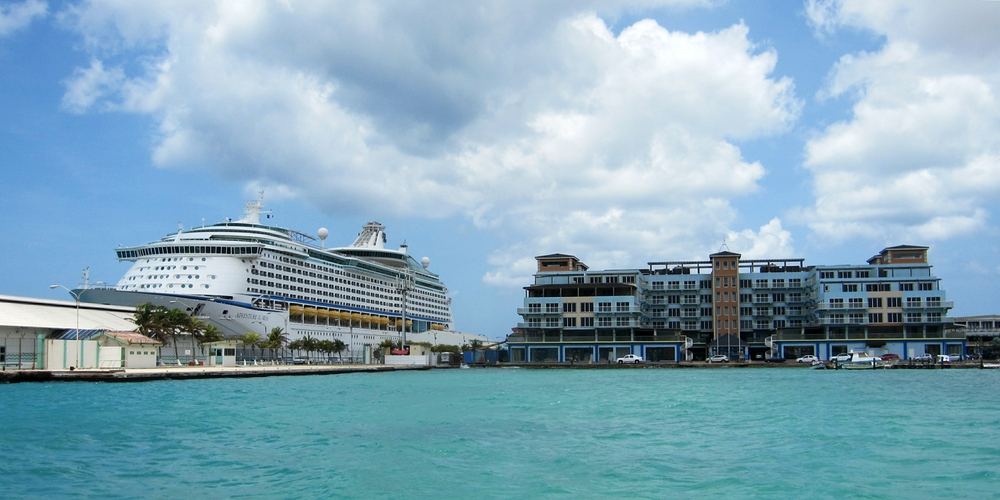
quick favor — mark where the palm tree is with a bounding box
[200,323,224,343]
[288,339,303,362]
[267,327,289,363]
[239,332,261,363]
[332,339,347,363]
[133,303,170,362]
[302,335,318,363]
[162,308,194,365]
[470,339,483,364]
[317,340,334,363]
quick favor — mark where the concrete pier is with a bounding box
[0,363,430,383]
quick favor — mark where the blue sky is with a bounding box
[2,0,999,340]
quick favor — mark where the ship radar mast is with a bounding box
[237,191,271,225]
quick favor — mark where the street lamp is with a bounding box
[395,269,414,352]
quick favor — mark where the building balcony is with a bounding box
[517,308,563,316]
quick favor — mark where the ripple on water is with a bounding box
[2,369,1000,498]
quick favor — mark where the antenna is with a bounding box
[719,240,730,252]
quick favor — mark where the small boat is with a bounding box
[839,351,892,370]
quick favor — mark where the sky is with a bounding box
[2,0,999,341]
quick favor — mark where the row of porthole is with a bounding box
[138,283,211,289]
[147,257,209,263]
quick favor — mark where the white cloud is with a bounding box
[0,0,46,37]
[61,58,125,113]
[725,218,795,259]
[802,0,1000,243]
[59,1,800,283]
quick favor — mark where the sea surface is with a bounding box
[2,368,999,499]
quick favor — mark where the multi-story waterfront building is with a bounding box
[507,246,964,363]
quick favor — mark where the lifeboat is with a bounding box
[327,310,340,321]
[379,316,390,326]
[289,305,305,316]
[316,309,329,319]
[361,314,372,324]
[304,306,317,318]
[350,312,362,322]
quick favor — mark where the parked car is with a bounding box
[831,353,852,363]
[796,355,819,363]
[292,357,308,365]
[936,354,953,364]
[880,353,900,361]
[708,355,729,363]
[617,354,643,364]
[765,356,786,363]
[912,353,934,362]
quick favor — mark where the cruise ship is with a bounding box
[77,194,455,351]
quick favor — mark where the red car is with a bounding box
[880,353,899,360]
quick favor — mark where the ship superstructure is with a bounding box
[79,194,454,351]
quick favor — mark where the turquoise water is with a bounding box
[2,369,999,499]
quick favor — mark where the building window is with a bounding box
[789,319,802,327]
[740,307,753,316]
[756,319,771,329]
[900,283,915,291]
[830,298,844,308]
[868,313,883,323]
[830,314,844,324]
[789,278,801,287]
[668,281,680,290]
[563,317,577,327]
[868,297,883,308]
[740,294,753,303]
[598,317,612,327]
[616,302,629,312]
[598,302,612,312]
[682,321,698,330]
[528,318,541,327]
[653,296,665,305]
[616,317,630,327]
[667,295,680,304]
[849,313,864,323]
[856,270,870,278]
[683,308,698,318]
[837,271,852,278]
[528,303,541,313]
[887,312,903,323]
[740,320,753,329]
[773,319,786,328]
[652,282,664,290]
[906,297,921,308]
[789,306,802,316]
[842,284,858,292]
[545,318,559,328]
[772,279,785,288]
[887,297,902,308]
[546,303,559,313]
[918,282,934,291]
[848,298,863,308]
[563,302,577,313]
[668,308,681,317]
[773,306,786,316]
[927,312,942,322]
[701,307,713,317]
[716,277,721,287]
[756,306,770,316]
[581,302,594,312]
[755,279,769,288]
[755,293,770,303]
[906,313,921,323]
[653,320,665,329]
[581,317,594,327]
[926,297,941,307]
[771,293,786,302]
[684,280,696,290]
[820,271,834,279]
[788,293,802,302]
[622,276,635,284]
[684,295,697,304]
